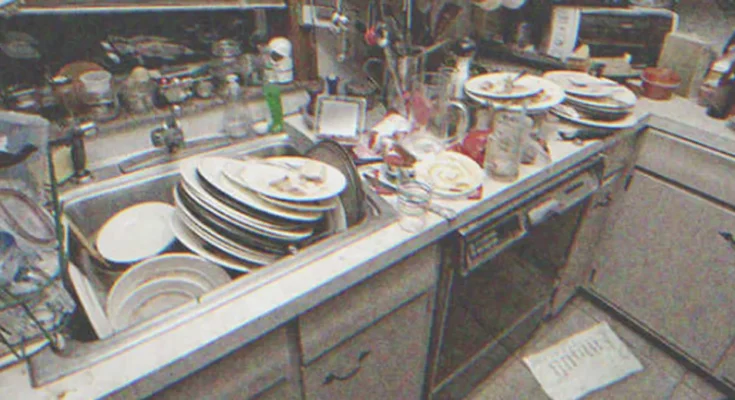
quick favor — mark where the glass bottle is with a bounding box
[484,106,532,182]
[221,74,254,138]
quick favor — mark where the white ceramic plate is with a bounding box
[106,252,230,320]
[465,72,543,99]
[543,70,619,98]
[323,197,348,236]
[109,276,206,331]
[415,152,484,198]
[96,202,176,264]
[543,71,637,110]
[170,212,253,273]
[223,156,347,202]
[465,76,565,113]
[257,194,339,212]
[68,262,114,340]
[472,0,502,11]
[551,104,640,129]
[196,157,323,222]
[179,158,314,241]
[174,191,280,266]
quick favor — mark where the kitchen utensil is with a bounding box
[306,139,367,227]
[396,180,432,232]
[558,129,615,142]
[410,72,470,147]
[96,202,176,265]
[362,173,456,220]
[65,216,111,269]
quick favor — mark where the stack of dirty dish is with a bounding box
[543,70,638,129]
[171,155,348,272]
[463,71,566,114]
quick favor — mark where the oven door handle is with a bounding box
[526,199,563,227]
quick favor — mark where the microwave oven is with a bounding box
[542,6,678,67]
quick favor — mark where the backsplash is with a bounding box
[675,0,735,51]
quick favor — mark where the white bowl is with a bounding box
[96,202,176,264]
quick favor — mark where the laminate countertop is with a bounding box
[1,94,726,400]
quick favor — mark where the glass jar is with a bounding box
[484,107,533,182]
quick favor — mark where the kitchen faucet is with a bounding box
[49,120,98,184]
[150,105,185,154]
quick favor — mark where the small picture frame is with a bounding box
[315,95,367,145]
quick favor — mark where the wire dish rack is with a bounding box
[0,112,75,367]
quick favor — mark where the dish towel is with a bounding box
[522,322,644,400]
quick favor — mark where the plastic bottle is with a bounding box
[221,74,253,138]
[263,83,285,133]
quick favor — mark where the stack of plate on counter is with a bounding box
[171,155,349,272]
[463,71,566,114]
[543,70,638,129]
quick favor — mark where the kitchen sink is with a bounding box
[29,129,397,385]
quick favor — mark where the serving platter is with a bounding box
[551,104,640,129]
[223,156,347,202]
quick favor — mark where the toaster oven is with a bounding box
[542,6,678,67]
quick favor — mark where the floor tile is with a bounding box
[669,382,707,400]
[677,372,728,400]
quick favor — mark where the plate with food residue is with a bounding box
[415,151,484,198]
[465,75,565,114]
[464,72,544,99]
[223,156,347,202]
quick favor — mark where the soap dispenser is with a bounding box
[449,37,477,100]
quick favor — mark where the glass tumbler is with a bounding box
[396,180,432,232]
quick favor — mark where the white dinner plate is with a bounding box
[109,276,207,331]
[256,194,339,212]
[465,76,565,114]
[95,202,176,264]
[465,72,544,100]
[551,104,640,129]
[223,156,347,202]
[196,157,323,222]
[68,262,114,340]
[179,158,314,241]
[415,152,484,198]
[170,212,254,273]
[544,71,637,110]
[106,253,230,320]
[543,70,619,98]
[174,191,281,266]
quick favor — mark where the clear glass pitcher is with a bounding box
[408,72,469,148]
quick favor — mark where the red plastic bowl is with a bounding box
[641,67,682,100]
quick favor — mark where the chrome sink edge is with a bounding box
[31,130,399,386]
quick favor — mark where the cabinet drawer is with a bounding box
[302,293,432,400]
[299,244,439,364]
[150,326,292,400]
[637,128,735,206]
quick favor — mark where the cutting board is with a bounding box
[658,32,718,99]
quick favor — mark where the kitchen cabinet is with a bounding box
[143,325,299,400]
[302,292,433,400]
[591,170,735,369]
[299,245,439,400]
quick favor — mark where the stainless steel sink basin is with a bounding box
[29,129,397,385]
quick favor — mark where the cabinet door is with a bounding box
[552,173,625,314]
[592,170,735,369]
[302,292,432,400]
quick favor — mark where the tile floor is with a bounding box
[465,296,728,400]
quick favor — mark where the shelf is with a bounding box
[8,0,285,14]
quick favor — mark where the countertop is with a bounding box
[3,94,733,399]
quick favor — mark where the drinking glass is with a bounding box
[396,180,432,233]
[409,72,469,148]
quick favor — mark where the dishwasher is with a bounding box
[428,157,603,400]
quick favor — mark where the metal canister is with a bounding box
[484,107,532,182]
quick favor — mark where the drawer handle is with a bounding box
[719,231,735,248]
[323,350,371,385]
[593,193,613,209]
